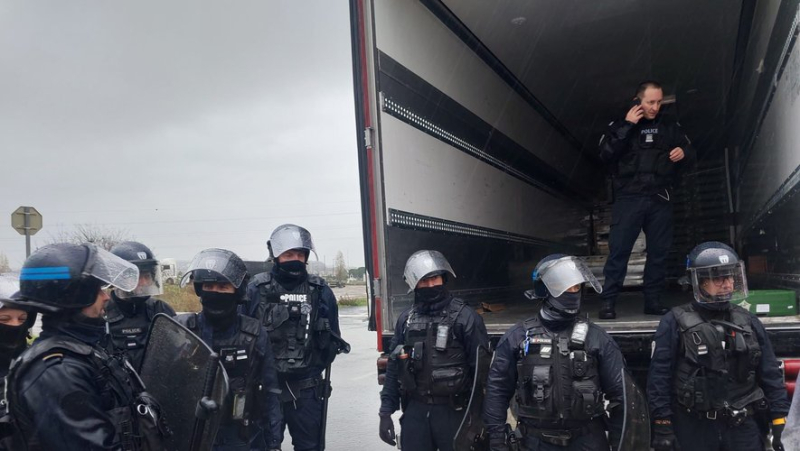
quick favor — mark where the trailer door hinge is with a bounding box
[364,127,374,149]
[372,278,381,299]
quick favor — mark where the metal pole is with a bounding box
[24,207,31,257]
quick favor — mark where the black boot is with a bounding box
[644,298,669,315]
[599,300,616,320]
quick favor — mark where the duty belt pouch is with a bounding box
[430,366,466,396]
[530,365,553,414]
[133,392,171,451]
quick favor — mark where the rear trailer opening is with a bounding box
[351,0,800,374]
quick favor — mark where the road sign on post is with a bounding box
[11,206,43,258]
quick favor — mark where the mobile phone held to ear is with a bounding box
[631,97,641,108]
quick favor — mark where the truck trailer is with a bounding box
[349,0,800,389]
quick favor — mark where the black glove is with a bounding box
[651,419,677,451]
[772,420,785,451]
[379,414,396,446]
[489,431,510,451]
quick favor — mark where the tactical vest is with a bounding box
[399,298,472,401]
[616,121,675,179]
[4,336,166,451]
[672,304,763,412]
[515,317,604,426]
[105,298,160,369]
[252,273,334,375]
[179,314,262,431]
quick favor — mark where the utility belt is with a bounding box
[404,391,469,410]
[518,418,600,447]
[682,400,766,427]
[279,376,327,403]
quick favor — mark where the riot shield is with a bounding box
[618,369,650,451]
[139,314,229,451]
[784,388,800,450]
[454,345,492,451]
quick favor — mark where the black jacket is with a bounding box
[483,315,626,436]
[10,316,136,450]
[176,312,283,449]
[647,303,790,420]
[105,294,176,370]
[599,116,695,197]
[379,295,489,415]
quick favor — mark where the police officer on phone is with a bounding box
[378,250,489,451]
[647,242,789,451]
[598,80,696,319]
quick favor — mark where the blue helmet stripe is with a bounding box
[20,273,72,280]
[21,266,71,274]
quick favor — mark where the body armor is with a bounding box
[399,298,471,403]
[616,120,676,179]
[5,336,165,451]
[672,304,764,413]
[251,273,334,375]
[178,314,262,431]
[515,317,604,427]
[105,297,167,369]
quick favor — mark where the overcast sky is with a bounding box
[0,1,364,269]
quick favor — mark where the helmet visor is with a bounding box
[403,250,456,292]
[115,262,164,299]
[269,225,317,260]
[538,256,602,298]
[180,249,247,289]
[690,262,747,304]
[84,247,140,292]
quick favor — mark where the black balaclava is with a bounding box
[273,255,309,290]
[0,313,34,370]
[200,291,239,330]
[539,290,582,330]
[413,274,451,313]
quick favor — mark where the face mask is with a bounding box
[0,323,30,351]
[414,285,448,304]
[201,291,239,326]
[546,290,582,316]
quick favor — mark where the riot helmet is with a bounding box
[110,241,164,299]
[267,224,317,261]
[180,248,249,298]
[531,255,601,316]
[686,242,747,305]
[403,250,456,293]
[14,243,139,313]
[181,248,248,329]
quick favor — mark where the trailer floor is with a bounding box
[478,289,800,335]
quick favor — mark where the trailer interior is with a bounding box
[350,0,800,380]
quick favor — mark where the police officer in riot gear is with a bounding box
[378,250,489,451]
[0,275,35,382]
[245,224,349,451]
[483,254,626,450]
[0,275,36,424]
[106,241,175,370]
[4,243,167,450]
[598,80,696,319]
[176,248,283,451]
[648,242,789,451]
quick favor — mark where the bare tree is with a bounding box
[0,252,11,273]
[334,251,348,283]
[45,224,133,251]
